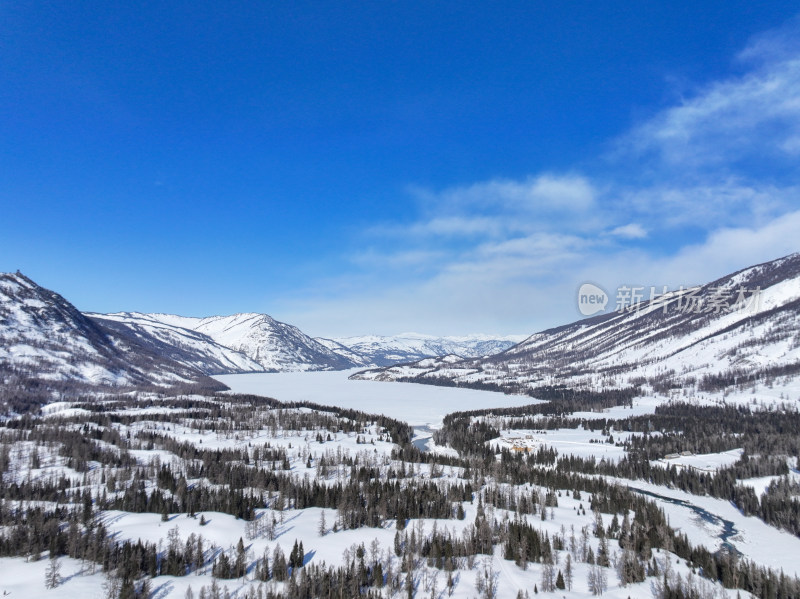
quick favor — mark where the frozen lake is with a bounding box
[214,369,534,427]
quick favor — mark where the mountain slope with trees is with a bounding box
[353,253,800,398]
[0,272,220,408]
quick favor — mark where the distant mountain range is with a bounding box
[353,253,800,398]
[321,333,526,367]
[88,313,522,373]
[0,271,521,398]
[6,252,799,402]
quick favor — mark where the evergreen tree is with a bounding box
[234,537,247,578]
[555,570,565,590]
[256,549,270,582]
[272,545,287,581]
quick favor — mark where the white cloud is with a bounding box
[407,216,509,237]
[609,223,647,239]
[617,23,800,170]
[350,248,447,269]
[413,173,597,214]
[282,211,800,337]
[280,18,800,337]
[737,15,800,66]
[617,180,796,229]
[655,210,800,285]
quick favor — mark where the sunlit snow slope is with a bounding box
[0,272,209,390]
[103,312,360,372]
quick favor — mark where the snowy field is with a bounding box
[0,494,754,599]
[490,428,631,462]
[653,448,744,472]
[570,396,662,419]
[2,376,793,599]
[215,370,536,427]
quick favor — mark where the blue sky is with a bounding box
[2,3,800,336]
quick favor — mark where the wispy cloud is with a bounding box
[609,223,647,239]
[617,180,797,229]
[406,216,509,238]
[369,174,601,240]
[350,248,447,269]
[412,174,596,212]
[280,18,800,336]
[616,19,800,172]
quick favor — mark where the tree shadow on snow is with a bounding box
[151,581,174,599]
[302,550,316,566]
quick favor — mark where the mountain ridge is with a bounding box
[0,272,221,405]
[88,313,525,372]
[324,332,526,367]
[352,252,800,398]
[90,311,358,372]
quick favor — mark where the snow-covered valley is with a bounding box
[1,381,782,599]
[4,256,800,599]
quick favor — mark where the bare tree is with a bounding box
[564,553,574,590]
[44,556,62,589]
[478,562,498,599]
[102,570,122,599]
[540,560,556,592]
[587,564,608,596]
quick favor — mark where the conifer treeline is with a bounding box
[2,394,800,598]
[436,401,800,536]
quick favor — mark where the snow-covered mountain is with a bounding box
[90,313,524,372]
[322,333,526,367]
[0,272,213,394]
[86,312,263,374]
[353,253,800,396]
[314,337,373,367]
[94,312,361,372]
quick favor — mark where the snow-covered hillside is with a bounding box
[0,272,210,392]
[354,253,800,398]
[325,332,526,367]
[103,312,361,372]
[314,337,373,366]
[87,312,263,374]
[91,313,525,372]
